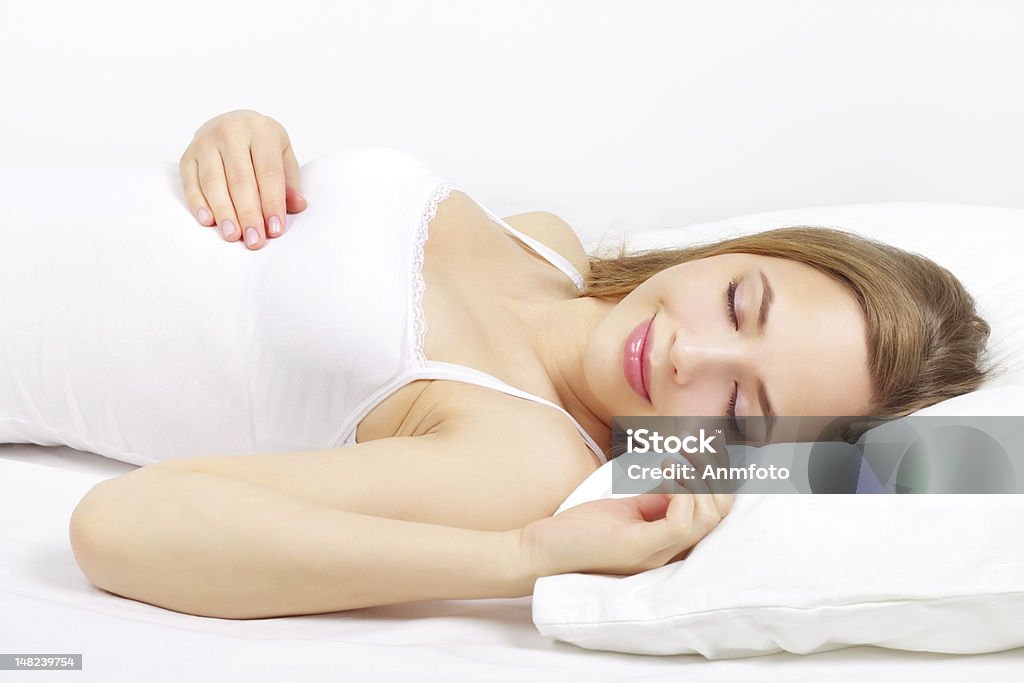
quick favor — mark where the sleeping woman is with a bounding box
[37,109,992,619]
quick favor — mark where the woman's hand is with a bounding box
[179,109,308,250]
[518,491,734,579]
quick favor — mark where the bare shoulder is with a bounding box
[502,210,591,282]
[439,189,590,281]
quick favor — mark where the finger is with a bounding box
[660,493,715,565]
[673,453,713,497]
[677,445,729,495]
[623,494,689,566]
[221,142,266,250]
[666,490,697,527]
[195,147,241,242]
[251,141,288,240]
[712,491,736,518]
[676,452,735,515]
[282,144,307,215]
[690,489,726,540]
[629,493,674,522]
[656,492,696,552]
[179,156,214,227]
[651,457,679,494]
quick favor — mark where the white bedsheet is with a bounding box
[2,445,1023,682]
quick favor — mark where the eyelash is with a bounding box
[725,278,740,434]
[727,383,739,435]
[726,278,739,330]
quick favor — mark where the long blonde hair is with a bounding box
[582,226,996,427]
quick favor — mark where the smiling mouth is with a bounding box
[640,317,653,402]
[624,316,652,403]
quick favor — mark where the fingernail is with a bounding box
[244,227,260,247]
[197,207,211,225]
[268,215,281,236]
[221,219,236,239]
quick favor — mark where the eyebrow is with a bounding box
[755,269,778,442]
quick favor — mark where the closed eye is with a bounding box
[725,278,740,435]
[726,278,739,329]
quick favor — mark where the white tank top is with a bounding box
[0,148,608,467]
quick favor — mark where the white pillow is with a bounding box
[535,484,1024,658]
[534,203,1024,658]
[536,386,1024,659]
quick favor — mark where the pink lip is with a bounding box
[624,314,654,403]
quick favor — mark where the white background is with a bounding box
[2,3,1023,676]
[1,0,1021,243]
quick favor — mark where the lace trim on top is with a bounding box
[411,182,457,365]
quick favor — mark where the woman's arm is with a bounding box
[70,468,529,619]
[68,421,579,619]
[69,423,732,620]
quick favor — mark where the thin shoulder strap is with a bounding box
[471,200,586,292]
[422,360,609,465]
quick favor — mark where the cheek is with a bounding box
[666,287,718,325]
[657,269,705,303]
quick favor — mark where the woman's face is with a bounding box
[584,252,874,442]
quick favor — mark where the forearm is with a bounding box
[70,470,537,619]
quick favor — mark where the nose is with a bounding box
[668,328,753,385]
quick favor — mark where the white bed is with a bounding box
[4,0,1024,679]
[2,446,1023,682]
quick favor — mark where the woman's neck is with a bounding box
[505,294,618,458]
